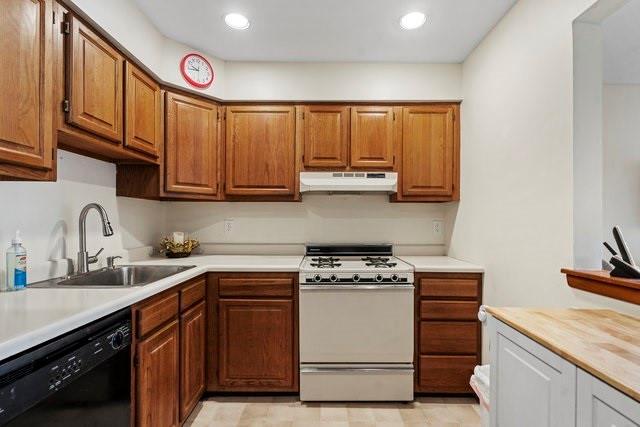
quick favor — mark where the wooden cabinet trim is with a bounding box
[400,105,455,198]
[125,62,161,158]
[419,277,480,299]
[0,0,54,171]
[350,106,397,169]
[66,15,123,143]
[302,105,349,168]
[179,301,206,422]
[136,292,179,338]
[218,277,294,297]
[180,276,206,311]
[165,91,219,196]
[136,320,180,427]
[420,300,479,321]
[225,105,297,196]
[418,355,476,394]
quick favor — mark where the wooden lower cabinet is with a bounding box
[137,320,180,427]
[133,276,206,426]
[207,273,299,392]
[415,273,482,394]
[180,301,206,421]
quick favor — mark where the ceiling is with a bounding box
[133,0,517,63]
[602,0,640,84]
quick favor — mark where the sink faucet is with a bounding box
[77,203,114,274]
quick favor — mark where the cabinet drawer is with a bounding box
[420,278,479,299]
[420,321,477,354]
[180,276,206,311]
[137,292,179,337]
[418,355,476,393]
[219,277,294,297]
[420,301,478,321]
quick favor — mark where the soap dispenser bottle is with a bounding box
[5,231,27,291]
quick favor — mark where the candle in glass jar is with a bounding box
[173,232,185,244]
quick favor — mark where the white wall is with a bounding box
[448,0,640,346]
[573,21,604,269]
[0,152,164,286]
[164,196,451,254]
[225,62,462,100]
[603,84,640,254]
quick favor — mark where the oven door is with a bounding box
[299,284,414,363]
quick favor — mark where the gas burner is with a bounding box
[310,263,342,268]
[310,256,342,268]
[362,256,397,268]
[312,257,340,262]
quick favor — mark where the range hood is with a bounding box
[299,171,398,193]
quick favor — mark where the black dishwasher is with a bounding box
[0,308,131,426]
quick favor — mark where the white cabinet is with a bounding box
[489,317,576,427]
[577,368,640,427]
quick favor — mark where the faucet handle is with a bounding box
[107,255,123,269]
[87,248,104,265]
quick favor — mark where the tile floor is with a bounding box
[185,395,481,427]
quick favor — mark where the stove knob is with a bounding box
[352,274,361,282]
[313,274,322,283]
[375,274,384,282]
[329,274,339,283]
[391,274,399,282]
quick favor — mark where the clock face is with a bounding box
[180,53,214,89]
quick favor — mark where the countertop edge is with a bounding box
[397,256,485,273]
[487,307,640,402]
[0,262,302,362]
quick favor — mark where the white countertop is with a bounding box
[0,255,303,362]
[0,254,483,362]
[397,256,484,273]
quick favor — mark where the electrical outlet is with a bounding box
[224,219,234,234]
[433,220,444,239]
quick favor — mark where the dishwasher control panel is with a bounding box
[0,316,131,424]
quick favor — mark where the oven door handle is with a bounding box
[299,284,414,291]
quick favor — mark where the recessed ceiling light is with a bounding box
[400,12,426,30]
[224,13,250,30]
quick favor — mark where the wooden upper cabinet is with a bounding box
[165,92,219,196]
[350,106,397,169]
[225,106,296,196]
[303,105,349,168]
[399,105,458,201]
[0,0,54,172]
[66,15,123,143]
[136,320,180,427]
[125,62,160,158]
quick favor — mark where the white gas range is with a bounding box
[298,244,415,402]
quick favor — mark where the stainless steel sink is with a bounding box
[29,265,196,288]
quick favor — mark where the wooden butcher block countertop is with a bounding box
[487,307,640,401]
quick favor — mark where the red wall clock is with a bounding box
[179,53,214,89]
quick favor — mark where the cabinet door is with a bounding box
[125,62,160,158]
[165,92,219,196]
[225,106,296,196]
[137,320,180,427]
[0,0,53,170]
[66,15,123,143]
[577,369,640,427]
[490,317,576,427]
[180,301,206,422]
[303,105,349,168]
[350,106,396,168]
[400,105,456,199]
[218,299,295,390]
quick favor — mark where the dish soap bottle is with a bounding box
[5,231,27,291]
